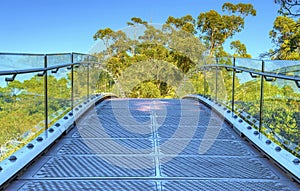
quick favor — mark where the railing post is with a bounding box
[87,62,90,99]
[232,57,236,114]
[215,58,218,101]
[71,53,74,110]
[44,54,48,134]
[259,60,265,133]
[203,69,206,96]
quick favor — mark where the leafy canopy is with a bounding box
[269,16,300,59]
[197,3,256,56]
[275,0,300,17]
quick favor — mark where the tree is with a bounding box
[93,28,114,55]
[230,40,252,58]
[127,17,148,55]
[127,17,148,26]
[138,25,166,45]
[269,16,300,59]
[165,15,196,34]
[197,3,256,56]
[222,3,257,17]
[275,0,300,17]
[7,80,23,96]
[168,29,205,66]
[131,81,161,98]
[110,30,132,55]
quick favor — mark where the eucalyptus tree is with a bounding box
[164,15,205,71]
[197,3,256,56]
[93,28,114,56]
[275,0,300,17]
[127,17,148,55]
[110,30,132,55]
[165,15,196,34]
[94,28,134,77]
[127,17,148,26]
[139,24,166,46]
[269,16,300,60]
[230,40,252,58]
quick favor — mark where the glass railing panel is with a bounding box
[47,54,71,66]
[88,55,98,62]
[47,66,72,126]
[262,78,300,156]
[217,68,233,107]
[203,68,216,98]
[234,70,261,125]
[72,53,84,63]
[73,64,88,104]
[98,67,116,95]
[217,57,232,65]
[264,60,300,77]
[73,53,90,63]
[0,73,44,161]
[203,57,216,65]
[190,71,205,95]
[235,58,262,71]
[0,54,44,70]
[89,63,102,95]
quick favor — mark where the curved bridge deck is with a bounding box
[6,98,299,190]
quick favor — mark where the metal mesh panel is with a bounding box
[5,98,299,191]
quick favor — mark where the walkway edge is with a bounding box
[184,94,300,183]
[0,93,116,187]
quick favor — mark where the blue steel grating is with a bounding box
[11,180,157,191]
[34,156,155,178]
[4,98,300,191]
[46,138,154,155]
[162,180,292,191]
[159,139,258,156]
[160,156,279,179]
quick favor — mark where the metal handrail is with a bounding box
[200,64,300,82]
[200,64,300,88]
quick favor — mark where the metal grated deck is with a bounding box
[5,98,300,191]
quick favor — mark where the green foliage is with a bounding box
[130,81,161,98]
[269,16,300,60]
[0,73,74,160]
[197,3,256,56]
[230,40,252,58]
[232,76,300,156]
[166,15,196,34]
[93,28,114,41]
[91,4,257,100]
[93,16,209,98]
[202,63,300,156]
[275,0,300,17]
[222,3,256,17]
[93,28,115,54]
[127,17,148,26]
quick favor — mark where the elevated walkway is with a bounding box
[5,98,299,191]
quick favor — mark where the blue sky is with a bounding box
[0,0,280,58]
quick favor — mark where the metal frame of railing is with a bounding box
[198,57,300,156]
[0,52,97,133]
[0,52,97,152]
[0,53,299,185]
[0,52,111,186]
